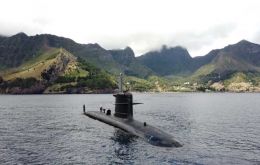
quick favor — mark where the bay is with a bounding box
[0,93,259,164]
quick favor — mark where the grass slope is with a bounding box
[2,48,88,81]
[2,48,60,80]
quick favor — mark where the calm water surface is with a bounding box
[0,93,259,164]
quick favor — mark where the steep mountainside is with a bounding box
[137,46,193,76]
[193,40,260,79]
[0,35,6,42]
[0,33,152,78]
[0,33,117,71]
[191,49,220,71]
[0,33,259,93]
[138,40,260,78]
[222,40,260,66]
[0,48,116,94]
[110,47,135,65]
[0,33,44,67]
[109,47,153,77]
[2,48,79,81]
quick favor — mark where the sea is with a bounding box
[0,93,259,165]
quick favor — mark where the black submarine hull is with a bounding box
[84,111,182,147]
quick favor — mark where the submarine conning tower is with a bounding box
[113,92,133,118]
[113,73,134,119]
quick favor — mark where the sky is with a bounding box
[1,0,260,57]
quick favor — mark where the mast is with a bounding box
[118,73,123,93]
[114,73,133,119]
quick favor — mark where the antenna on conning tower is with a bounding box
[118,73,123,93]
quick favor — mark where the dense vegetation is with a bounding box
[0,47,117,94]
[137,46,193,76]
[0,33,259,93]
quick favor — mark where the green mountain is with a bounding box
[0,35,6,43]
[191,49,219,71]
[0,47,116,94]
[109,47,153,77]
[135,40,260,92]
[192,40,260,80]
[0,33,259,93]
[137,45,193,76]
[0,33,151,78]
[138,40,260,77]
[0,33,44,68]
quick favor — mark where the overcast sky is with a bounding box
[1,0,260,56]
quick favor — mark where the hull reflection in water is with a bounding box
[111,129,137,146]
[111,129,138,161]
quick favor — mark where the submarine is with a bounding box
[83,74,182,147]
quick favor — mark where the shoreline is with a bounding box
[0,90,259,95]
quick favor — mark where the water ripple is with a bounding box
[0,93,260,164]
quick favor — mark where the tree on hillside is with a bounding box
[41,66,56,82]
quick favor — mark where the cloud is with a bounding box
[0,0,260,57]
[91,23,237,56]
[0,20,43,36]
[168,23,238,56]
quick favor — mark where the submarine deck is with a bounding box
[84,111,182,147]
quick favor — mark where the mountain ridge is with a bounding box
[138,39,260,77]
[0,33,152,78]
[0,33,259,93]
[0,47,116,94]
[137,45,193,76]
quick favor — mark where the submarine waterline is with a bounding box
[83,74,182,147]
